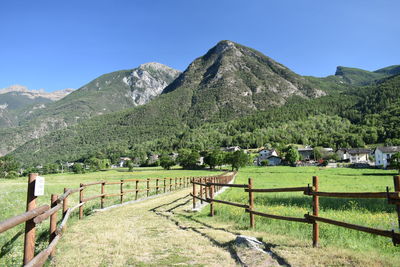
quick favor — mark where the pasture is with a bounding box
[0,167,221,266]
[195,166,400,264]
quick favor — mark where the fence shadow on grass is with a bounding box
[150,195,291,267]
[253,195,395,213]
[0,230,23,258]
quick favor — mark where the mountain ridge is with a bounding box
[0,63,180,155]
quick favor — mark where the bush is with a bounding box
[160,155,175,170]
[72,163,85,174]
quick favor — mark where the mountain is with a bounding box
[0,63,180,155]
[0,85,73,128]
[333,65,400,85]
[163,40,325,126]
[9,40,329,165]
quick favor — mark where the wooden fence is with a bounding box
[191,175,400,247]
[0,173,226,267]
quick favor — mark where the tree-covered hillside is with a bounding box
[6,41,400,167]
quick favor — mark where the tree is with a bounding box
[260,159,269,166]
[204,150,224,169]
[0,155,20,178]
[313,147,324,161]
[72,163,85,174]
[177,149,200,169]
[226,150,249,171]
[285,147,299,166]
[126,160,135,171]
[160,155,175,170]
[390,152,400,174]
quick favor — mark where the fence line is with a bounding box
[0,172,228,266]
[191,175,400,247]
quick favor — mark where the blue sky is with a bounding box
[0,0,399,92]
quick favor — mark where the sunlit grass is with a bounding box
[0,167,221,266]
[196,166,400,261]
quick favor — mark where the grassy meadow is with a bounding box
[196,166,400,262]
[0,167,222,266]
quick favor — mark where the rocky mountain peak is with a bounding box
[123,63,181,106]
[163,40,325,125]
[0,85,74,101]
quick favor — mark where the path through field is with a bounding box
[53,185,281,267]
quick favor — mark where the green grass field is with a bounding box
[0,167,222,266]
[196,166,400,262]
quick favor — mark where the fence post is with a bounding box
[192,178,196,209]
[394,176,400,230]
[23,173,37,265]
[79,183,84,219]
[200,178,203,204]
[120,179,124,204]
[146,178,150,197]
[210,182,214,216]
[204,181,208,202]
[175,177,177,190]
[49,194,58,257]
[170,178,172,191]
[62,188,68,232]
[101,182,105,208]
[248,178,255,228]
[313,176,319,247]
[156,178,159,194]
[164,178,166,193]
[63,188,68,218]
[135,180,139,200]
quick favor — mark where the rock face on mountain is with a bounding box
[163,40,325,125]
[0,63,180,155]
[124,62,181,106]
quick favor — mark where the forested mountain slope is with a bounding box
[8,41,400,166]
[10,40,328,165]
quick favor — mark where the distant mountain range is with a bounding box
[0,85,73,128]
[0,63,180,155]
[2,40,400,166]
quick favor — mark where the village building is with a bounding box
[221,146,241,152]
[337,148,372,163]
[298,147,313,161]
[119,157,132,167]
[256,149,281,166]
[169,152,179,160]
[375,146,400,168]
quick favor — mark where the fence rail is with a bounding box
[0,172,227,267]
[191,174,400,247]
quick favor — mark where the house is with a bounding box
[259,149,279,158]
[256,149,281,166]
[119,157,132,167]
[169,152,179,160]
[264,156,282,166]
[221,146,241,152]
[336,148,350,161]
[147,154,159,165]
[347,148,372,163]
[337,148,372,163]
[375,146,400,168]
[298,147,313,161]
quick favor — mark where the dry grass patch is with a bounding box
[53,189,238,267]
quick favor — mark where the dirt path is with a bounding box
[53,188,241,266]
